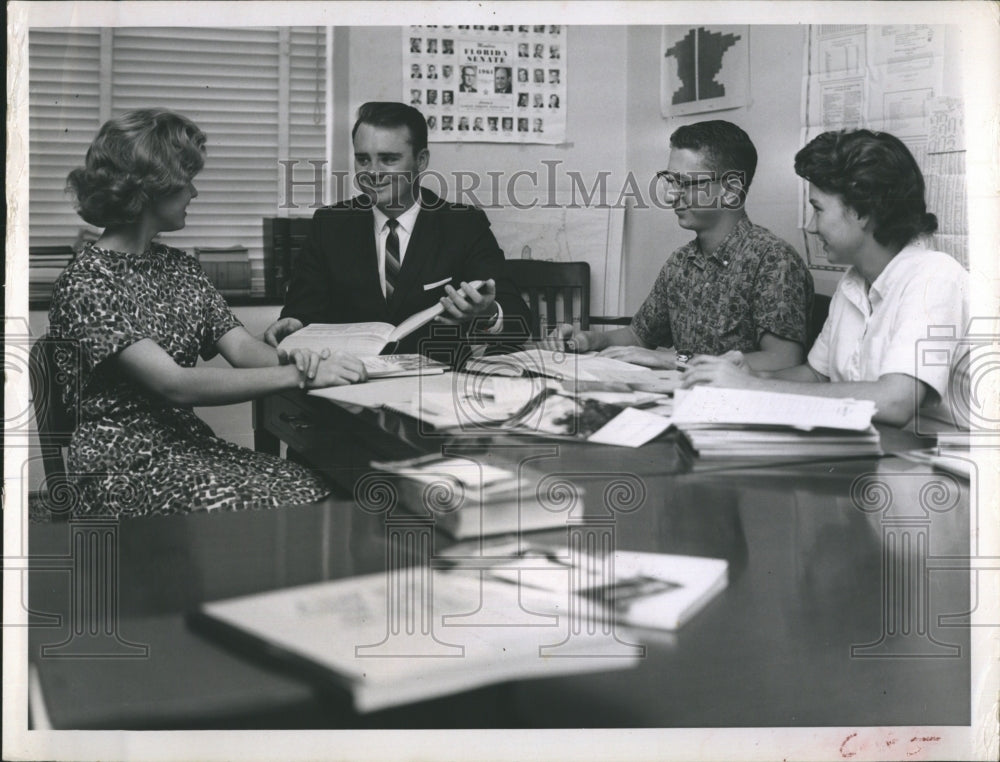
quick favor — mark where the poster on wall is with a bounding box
[801,25,966,270]
[403,24,567,144]
[660,25,749,117]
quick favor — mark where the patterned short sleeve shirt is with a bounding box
[630,216,813,356]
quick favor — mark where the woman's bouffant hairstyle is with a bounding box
[794,129,937,251]
[67,109,206,228]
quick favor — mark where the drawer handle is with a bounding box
[278,412,314,431]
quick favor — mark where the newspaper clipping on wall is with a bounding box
[403,24,567,144]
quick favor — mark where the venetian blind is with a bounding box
[28,28,103,251]
[111,27,281,293]
[287,26,328,211]
[28,26,327,295]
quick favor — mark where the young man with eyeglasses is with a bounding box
[543,120,813,371]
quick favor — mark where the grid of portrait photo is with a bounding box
[404,24,567,143]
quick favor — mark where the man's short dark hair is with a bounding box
[794,129,937,250]
[669,120,758,191]
[352,102,428,154]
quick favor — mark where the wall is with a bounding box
[341,26,826,314]
[622,25,829,310]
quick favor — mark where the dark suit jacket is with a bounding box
[281,189,531,356]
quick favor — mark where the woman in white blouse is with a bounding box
[683,129,968,427]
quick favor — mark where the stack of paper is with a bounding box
[671,386,882,459]
[360,354,449,379]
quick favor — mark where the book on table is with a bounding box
[438,539,729,631]
[358,354,449,378]
[365,453,574,539]
[194,567,640,713]
[195,246,251,296]
[276,280,485,377]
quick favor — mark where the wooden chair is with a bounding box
[30,336,80,511]
[506,260,590,340]
[505,260,631,341]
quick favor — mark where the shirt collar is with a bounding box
[685,215,752,267]
[372,200,421,236]
[842,243,924,310]
[869,243,923,300]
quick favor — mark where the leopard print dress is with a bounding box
[47,241,331,517]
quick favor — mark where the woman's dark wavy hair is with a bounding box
[794,129,937,250]
[67,108,206,228]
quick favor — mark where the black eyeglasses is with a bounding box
[655,170,719,193]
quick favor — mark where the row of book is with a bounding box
[194,246,252,297]
[28,241,253,302]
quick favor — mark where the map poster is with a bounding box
[660,26,749,117]
[404,25,567,144]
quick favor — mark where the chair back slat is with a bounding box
[506,260,591,340]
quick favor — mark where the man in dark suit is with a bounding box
[264,101,530,356]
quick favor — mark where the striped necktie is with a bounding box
[384,218,401,301]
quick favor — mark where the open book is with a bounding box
[276,279,485,370]
[465,348,683,394]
